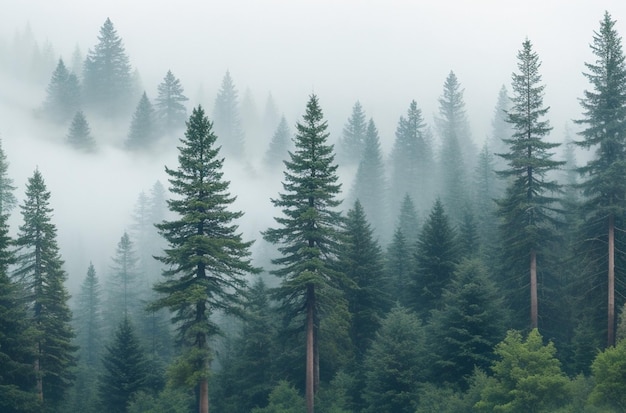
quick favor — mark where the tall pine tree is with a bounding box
[155,70,188,136]
[213,71,245,158]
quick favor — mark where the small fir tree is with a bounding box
[155,70,188,135]
[337,101,367,165]
[125,92,157,151]
[67,110,96,152]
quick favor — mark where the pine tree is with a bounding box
[41,58,81,123]
[496,39,563,330]
[151,105,257,413]
[436,71,474,220]
[385,226,412,308]
[574,11,626,347]
[213,70,245,158]
[263,115,292,171]
[263,95,344,413]
[396,194,420,247]
[0,139,17,215]
[126,92,157,151]
[411,199,459,319]
[389,100,434,214]
[106,232,140,329]
[473,143,499,249]
[82,18,133,116]
[98,316,148,413]
[155,70,188,136]
[0,211,39,413]
[66,110,96,152]
[489,85,513,171]
[349,118,387,235]
[13,169,76,409]
[337,101,367,165]
[262,92,280,138]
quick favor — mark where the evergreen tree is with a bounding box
[125,92,157,151]
[385,226,412,308]
[106,232,140,327]
[213,70,245,158]
[155,70,188,136]
[263,95,344,413]
[82,18,133,116]
[337,101,367,165]
[362,306,427,413]
[0,211,39,413]
[263,116,292,171]
[389,100,434,213]
[151,105,257,413]
[574,11,626,347]
[262,92,280,138]
[428,259,507,389]
[0,139,17,215]
[411,199,459,319]
[349,118,387,235]
[436,71,474,220]
[396,193,420,247]
[66,110,96,152]
[41,58,80,123]
[490,85,513,171]
[458,209,480,259]
[13,169,76,410]
[589,337,626,410]
[98,316,148,413]
[473,143,499,250]
[496,39,563,330]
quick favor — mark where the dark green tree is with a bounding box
[263,116,292,171]
[349,118,387,235]
[458,209,480,259]
[41,58,80,122]
[385,226,412,308]
[66,110,96,152]
[151,105,257,413]
[125,92,157,151]
[0,139,17,215]
[389,100,434,213]
[212,70,244,158]
[496,39,562,330]
[13,169,76,410]
[362,306,427,413]
[82,18,133,116]
[411,199,460,319]
[98,316,148,413]
[473,143,499,250]
[396,193,420,247]
[0,212,39,413]
[589,337,626,411]
[337,101,367,165]
[574,11,626,347]
[428,259,507,388]
[436,71,474,220]
[263,95,344,413]
[155,70,188,136]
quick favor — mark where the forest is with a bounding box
[2,7,626,413]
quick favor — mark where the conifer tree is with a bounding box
[389,100,434,213]
[496,39,563,330]
[98,316,148,413]
[67,110,96,152]
[263,95,344,413]
[489,85,512,171]
[213,71,245,158]
[82,18,133,116]
[106,232,140,324]
[575,11,626,347]
[126,92,157,151]
[411,199,459,319]
[155,70,188,136]
[13,169,76,409]
[151,105,257,413]
[263,116,292,171]
[337,101,367,165]
[396,194,420,247]
[385,226,412,308]
[42,58,80,122]
[262,92,280,138]
[349,118,387,235]
[473,143,499,248]
[0,139,17,215]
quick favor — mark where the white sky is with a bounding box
[3,0,626,148]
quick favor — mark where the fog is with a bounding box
[1,0,626,294]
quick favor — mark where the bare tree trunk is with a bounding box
[199,378,209,413]
[609,214,615,347]
[35,352,43,403]
[530,249,538,329]
[306,284,315,413]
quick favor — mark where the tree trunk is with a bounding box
[609,214,615,347]
[306,284,315,413]
[199,378,209,413]
[35,352,43,403]
[530,249,538,329]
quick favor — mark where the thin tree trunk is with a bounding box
[35,352,43,402]
[530,249,538,329]
[199,378,209,413]
[609,214,615,347]
[306,284,315,413]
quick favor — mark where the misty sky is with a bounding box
[3,0,626,143]
[2,0,626,291]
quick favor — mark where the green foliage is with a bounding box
[105,232,140,330]
[589,339,626,411]
[252,381,306,413]
[155,70,188,135]
[385,225,412,308]
[127,386,194,413]
[74,263,103,368]
[362,306,427,413]
[263,115,292,170]
[42,58,81,123]
[476,329,571,413]
[397,193,420,247]
[99,317,149,413]
[338,101,367,165]
[66,110,96,152]
[126,92,157,151]
[0,139,16,217]
[212,70,244,157]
